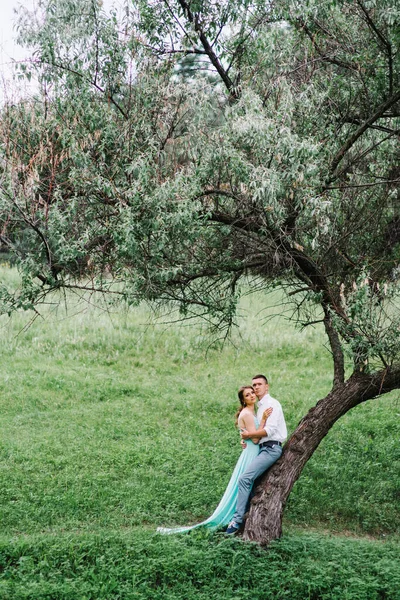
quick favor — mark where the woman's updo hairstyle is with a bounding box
[235,386,254,426]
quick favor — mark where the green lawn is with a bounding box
[0,266,399,599]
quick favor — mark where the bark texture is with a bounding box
[243,365,400,545]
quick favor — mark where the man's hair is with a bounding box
[252,374,268,384]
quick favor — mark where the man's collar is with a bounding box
[258,393,270,403]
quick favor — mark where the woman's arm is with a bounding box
[238,411,268,444]
[258,407,273,430]
[241,408,273,440]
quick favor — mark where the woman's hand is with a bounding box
[263,407,273,421]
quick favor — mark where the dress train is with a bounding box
[157,437,259,534]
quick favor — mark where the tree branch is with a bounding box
[176,0,238,98]
[361,364,400,399]
[323,306,345,387]
[208,209,347,321]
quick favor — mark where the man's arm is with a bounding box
[263,402,282,440]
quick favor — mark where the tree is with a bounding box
[1,0,399,544]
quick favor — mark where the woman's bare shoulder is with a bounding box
[238,408,254,426]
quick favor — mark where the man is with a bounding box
[225,374,287,535]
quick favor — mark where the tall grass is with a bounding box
[1,531,399,600]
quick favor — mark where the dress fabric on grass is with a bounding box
[157,419,260,534]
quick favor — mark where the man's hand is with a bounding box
[240,440,247,449]
[240,428,250,440]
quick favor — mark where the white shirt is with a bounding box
[257,393,287,444]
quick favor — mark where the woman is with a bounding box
[157,386,272,534]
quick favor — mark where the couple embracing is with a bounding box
[158,374,287,535]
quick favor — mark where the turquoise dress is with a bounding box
[157,418,260,534]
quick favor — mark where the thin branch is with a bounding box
[330,89,400,175]
[148,46,206,56]
[288,286,313,296]
[331,128,400,183]
[197,188,241,201]
[343,117,399,135]
[299,319,324,329]
[162,0,197,45]
[297,18,360,72]
[356,0,393,95]
[211,20,226,49]
[3,188,54,276]
[226,11,271,76]
[61,283,125,295]
[0,233,15,251]
[158,92,186,153]
[32,59,128,119]
[92,0,100,87]
[326,178,400,190]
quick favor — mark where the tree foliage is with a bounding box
[2,0,399,369]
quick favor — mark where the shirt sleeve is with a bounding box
[264,402,282,440]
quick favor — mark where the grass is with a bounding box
[1,531,399,600]
[0,266,399,598]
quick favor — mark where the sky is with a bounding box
[0,0,28,65]
[0,0,122,103]
[0,0,51,102]
[0,0,33,99]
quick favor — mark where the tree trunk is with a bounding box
[243,366,400,545]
